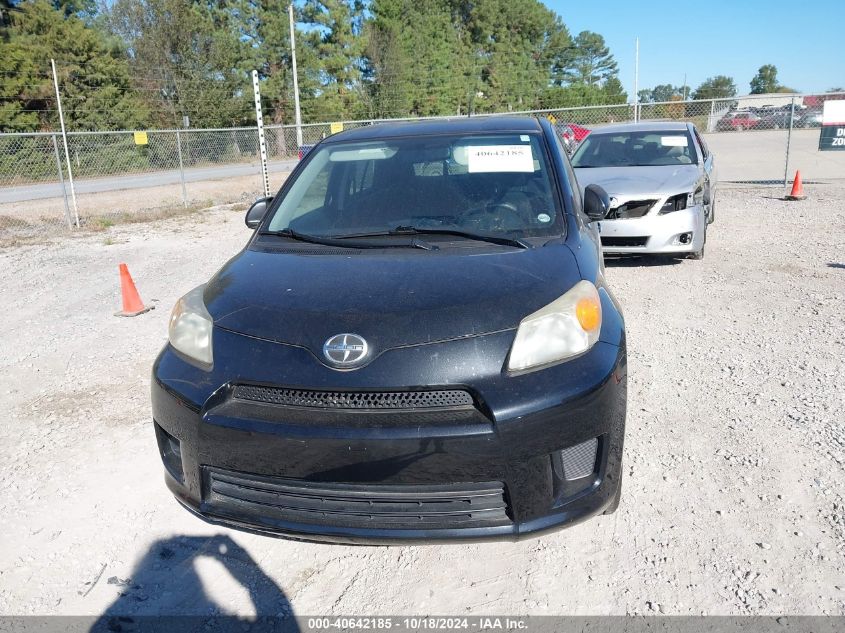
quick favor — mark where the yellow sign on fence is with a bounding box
[329,122,344,134]
[133,131,149,145]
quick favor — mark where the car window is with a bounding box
[266,133,564,239]
[571,130,698,168]
[550,128,584,218]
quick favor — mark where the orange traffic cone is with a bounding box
[785,170,806,201]
[115,263,153,317]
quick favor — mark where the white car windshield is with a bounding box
[571,130,698,168]
[266,133,563,239]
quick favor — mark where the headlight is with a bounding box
[507,280,602,372]
[660,189,706,214]
[659,193,690,213]
[168,285,213,366]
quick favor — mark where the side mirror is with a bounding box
[245,197,272,229]
[583,184,609,221]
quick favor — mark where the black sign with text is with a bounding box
[819,125,845,150]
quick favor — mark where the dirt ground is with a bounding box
[1,184,844,618]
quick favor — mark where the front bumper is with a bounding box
[152,321,626,543]
[598,205,705,255]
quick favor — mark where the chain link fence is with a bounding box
[2,93,844,238]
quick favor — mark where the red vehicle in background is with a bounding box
[716,111,761,131]
[557,123,591,153]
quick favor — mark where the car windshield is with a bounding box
[571,130,698,168]
[265,132,563,239]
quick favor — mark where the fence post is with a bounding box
[51,59,79,228]
[783,95,796,188]
[175,130,188,208]
[252,70,271,198]
[289,4,303,148]
[51,133,73,229]
[709,100,716,132]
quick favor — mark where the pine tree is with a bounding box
[301,0,367,121]
[106,0,253,128]
[602,76,627,104]
[560,31,618,86]
[0,0,147,132]
[469,0,570,113]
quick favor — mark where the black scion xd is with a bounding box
[152,116,627,543]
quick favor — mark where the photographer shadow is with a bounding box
[91,533,299,632]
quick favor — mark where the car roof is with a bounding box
[586,121,691,135]
[323,116,543,143]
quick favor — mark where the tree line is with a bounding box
[1,0,627,132]
[637,65,818,104]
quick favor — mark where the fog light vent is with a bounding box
[155,422,184,483]
[560,437,598,481]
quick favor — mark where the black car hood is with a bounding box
[205,243,582,358]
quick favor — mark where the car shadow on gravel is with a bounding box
[90,534,299,632]
[603,255,683,267]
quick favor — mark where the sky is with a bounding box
[545,0,845,96]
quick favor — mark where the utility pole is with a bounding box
[289,4,303,148]
[633,38,639,122]
[51,59,79,228]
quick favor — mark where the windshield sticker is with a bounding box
[466,145,534,173]
[661,136,688,147]
[537,213,551,223]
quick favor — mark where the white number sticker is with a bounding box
[466,145,534,173]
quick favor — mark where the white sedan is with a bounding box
[572,121,716,260]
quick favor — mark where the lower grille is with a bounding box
[601,236,649,247]
[234,385,474,410]
[204,467,510,529]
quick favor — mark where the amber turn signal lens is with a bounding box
[575,297,601,331]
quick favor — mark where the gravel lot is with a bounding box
[1,184,844,618]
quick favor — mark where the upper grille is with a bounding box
[233,385,474,410]
[606,199,656,219]
[204,467,510,529]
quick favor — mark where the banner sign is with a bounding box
[819,100,845,151]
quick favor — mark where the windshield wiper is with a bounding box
[337,226,529,249]
[259,227,437,250]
